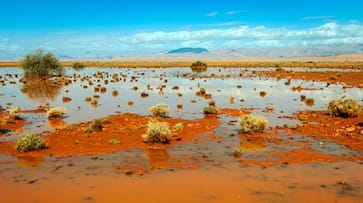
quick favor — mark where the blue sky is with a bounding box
[0,0,363,59]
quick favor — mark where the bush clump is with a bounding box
[142,118,171,143]
[239,114,268,133]
[15,134,47,152]
[46,107,67,118]
[148,103,170,117]
[328,98,361,118]
[85,120,103,133]
[22,49,64,77]
[72,62,86,70]
[203,105,218,114]
[191,61,207,73]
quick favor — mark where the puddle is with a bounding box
[1,67,361,139]
[1,67,363,203]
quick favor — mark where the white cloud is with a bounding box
[1,22,363,59]
[205,11,218,17]
[118,23,363,47]
[226,10,240,15]
[302,16,334,20]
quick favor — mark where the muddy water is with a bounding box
[1,67,363,202]
[1,67,361,138]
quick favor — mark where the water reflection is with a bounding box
[48,118,68,130]
[145,148,170,170]
[20,77,65,103]
[17,156,44,168]
[238,135,266,152]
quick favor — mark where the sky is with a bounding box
[0,0,363,59]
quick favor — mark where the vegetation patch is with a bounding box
[239,114,268,133]
[46,107,67,118]
[142,118,171,143]
[85,120,103,133]
[328,98,361,118]
[22,49,64,77]
[15,134,47,152]
[191,61,207,73]
[72,62,85,70]
[148,103,170,117]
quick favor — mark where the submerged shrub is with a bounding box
[328,98,361,118]
[142,118,171,143]
[22,49,64,77]
[15,134,46,152]
[46,107,67,118]
[148,103,170,116]
[239,114,268,133]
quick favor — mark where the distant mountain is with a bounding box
[167,47,208,54]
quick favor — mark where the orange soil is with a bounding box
[287,110,363,152]
[0,113,221,158]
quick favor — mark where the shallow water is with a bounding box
[1,67,361,139]
[1,67,363,203]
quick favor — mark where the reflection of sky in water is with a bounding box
[0,67,362,138]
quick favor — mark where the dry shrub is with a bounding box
[239,114,268,133]
[328,98,361,118]
[142,118,171,143]
[46,107,67,118]
[148,103,170,116]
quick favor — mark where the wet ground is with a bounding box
[0,67,363,202]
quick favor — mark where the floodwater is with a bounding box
[1,67,363,203]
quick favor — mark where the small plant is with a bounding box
[148,103,170,116]
[191,61,208,73]
[203,105,218,114]
[208,100,216,106]
[174,122,184,131]
[85,120,103,133]
[305,98,315,106]
[112,90,119,97]
[328,98,361,118]
[62,96,72,103]
[239,114,268,133]
[46,107,67,118]
[72,62,85,70]
[22,49,64,77]
[142,118,171,143]
[15,134,46,152]
[109,139,121,145]
[9,106,22,119]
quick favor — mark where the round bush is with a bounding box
[239,114,268,133]
[15,134,46,152]
[328,98,361,118]
[22,49,64,77]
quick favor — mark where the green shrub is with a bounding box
[328,98,361,118]
[148,103,170,116]
[203,105,218,114]
[239,114,268,133]
[72,62,85,70]
[142,118,171,143]
[109,139,121,145]
[46,107,67,118]
[191,61,207,73]
[85,120,103,133]
[174,122,184,131]
[15,134,47,152]
[22,49,64,77]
